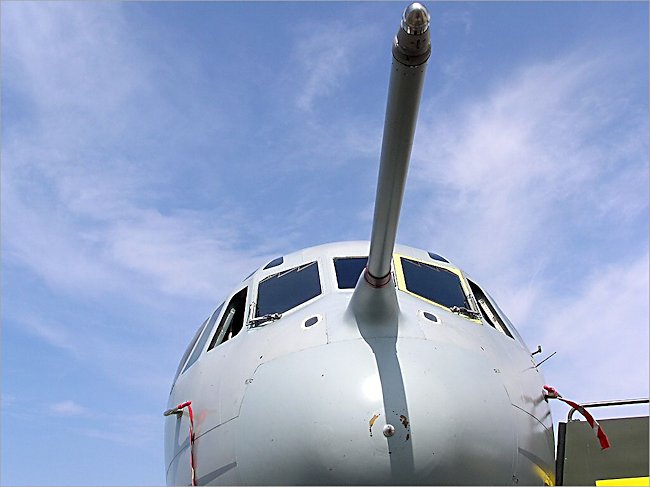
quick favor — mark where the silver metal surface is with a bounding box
[393,3,432,67]
[401,3,430,35]
[366,3,430,283]
[383,424,396,437]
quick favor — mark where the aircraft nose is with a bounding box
[237,338,517,485]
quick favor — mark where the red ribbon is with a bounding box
[544,385,611,450]
[176,401,196,486]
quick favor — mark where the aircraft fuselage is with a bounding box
[165,242,555,485]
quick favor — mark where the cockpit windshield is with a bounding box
[334,257,368,289]
[400,257,469,310]
[256,261,322,317]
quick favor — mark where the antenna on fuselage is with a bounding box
[348,2,431,324]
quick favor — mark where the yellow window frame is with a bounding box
[393,253,481,324]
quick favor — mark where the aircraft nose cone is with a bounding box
[237,338,516,485]
[401,2,430,35]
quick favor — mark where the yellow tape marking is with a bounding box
[393,253,481,323]
[596,477,649,486]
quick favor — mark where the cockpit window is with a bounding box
[400,257,469,310]
[334,257,368,289]
[468,280,513,338]
[428,251,449,263]
[263,256,284,270]
[256,261,321,317]
[182,303,224,373]
[172,317,208,386]
[208,288,248,351]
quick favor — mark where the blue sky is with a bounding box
[1,1,648,485]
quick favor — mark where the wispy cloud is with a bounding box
[75,413,159,448]
[3,3,142,114]
[541,252,649,399]
[49,400,92,417]
[46,401,158,448]
[440,8,473,35]
[2,3,279,415]
[409,44,647,291]
[293,22,378,112]
[18,315,80,356]
[2,3,271,304]
[294,23,354,112]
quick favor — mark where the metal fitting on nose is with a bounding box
[383,424,396,437]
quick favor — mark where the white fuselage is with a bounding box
[165,242,555,485]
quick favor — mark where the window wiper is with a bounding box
[248,313,282,328]
[450,306,481,320]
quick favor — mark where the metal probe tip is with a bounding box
[401,2,430,35]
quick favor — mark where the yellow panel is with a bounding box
[393,253,407,290]
[392,253,481,323]
[532,462,554,486]
[596,477,650,486]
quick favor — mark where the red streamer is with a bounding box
[544,385,611,450]
[176,401,196,485]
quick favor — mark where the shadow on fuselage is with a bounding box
[349,273,416,482]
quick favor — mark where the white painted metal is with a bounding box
[165,243,555,485]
